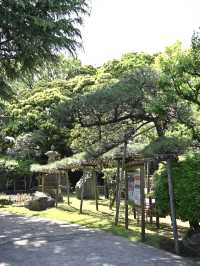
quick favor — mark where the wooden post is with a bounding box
[55,173,59,208]
[125,168,129,229]
[156,213,160,229]
[80,171,85,214]
[13,179,16,193]
[104,177,109,199]
[115,141,127,226]
[58,172,61,194]
[110,189,116,210]
[94,171,99,211]
[133,206,137,219]
[66,170,70,205]
[42,174,45,193]
[24,176,27,192]
[166,159,180,255]
[140,164,146,242]
[146,161,153,224]
[115,159,121,225]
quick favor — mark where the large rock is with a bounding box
[25,191,55,211]
[75,175,96,200]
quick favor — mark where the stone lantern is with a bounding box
[45,145,60,163]
[38,145,63,201]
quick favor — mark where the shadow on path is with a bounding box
[0,212,199,266]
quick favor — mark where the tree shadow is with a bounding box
[0,212,198,266]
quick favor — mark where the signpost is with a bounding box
[127,169,141,206]
[127,166,146,241]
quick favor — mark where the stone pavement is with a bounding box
[0,212,199,266]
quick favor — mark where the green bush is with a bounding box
[0,198,13,205]
[154,153,200,230]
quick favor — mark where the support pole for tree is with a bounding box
[121,140,128,228]
[42,174,45,193]
[94,171,99,211]
[104,177,109,199]
[115,159,121,226]
[66,170,70,205]
[140,164,146,242]
[166,158,180,255]
[125,168,129,230]
[80,171,85,214]
[55,173,59,208]
[146,161,153,224]
[156,212,160,229]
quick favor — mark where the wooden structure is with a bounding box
[110,146,148,241]
[31,152,100,212]
[37,172,67,201]
[31,142,181,254]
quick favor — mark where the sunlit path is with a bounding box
[0,213,199,266]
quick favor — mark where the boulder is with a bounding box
[25,191,55,211]
[75,175,96,200]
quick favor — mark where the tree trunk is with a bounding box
[166,159,180,255]
[115,159,121,226]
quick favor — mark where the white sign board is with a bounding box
[128,170,141,206]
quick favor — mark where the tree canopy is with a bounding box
[0,0,89,98]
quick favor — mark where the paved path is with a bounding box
[0,212,199,266]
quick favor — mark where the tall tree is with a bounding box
[0,0,89,96]
[155,41,200,143]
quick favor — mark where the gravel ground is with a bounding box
[0,212,199,266]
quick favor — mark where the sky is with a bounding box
[78,0,200,67]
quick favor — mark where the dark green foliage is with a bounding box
[0,156,34,191]
[4,83,72,157]
[0,0,88,70]
[0,0,89,98]
[154,153,200,226]
[0,198,13,206]
[143,136,190,157]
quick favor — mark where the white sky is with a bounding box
[78,0,200,66]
